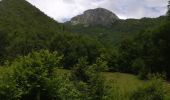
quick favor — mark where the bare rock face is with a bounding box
[70,8,119,26]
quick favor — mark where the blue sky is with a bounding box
[27,0,169,22]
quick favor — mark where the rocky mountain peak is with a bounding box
[70,8,119,26]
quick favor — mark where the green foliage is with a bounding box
[0,0,170,99]
[0,0,64,60]
[71,58,108,100]
[0,51,107,100]
[50,33,103,68]
[12,50,63,100]
[0,67,22,100]
[151,22,170,78]
[65,16,166,45]
[43,70,81,100]
[0,31,8,63]
[113,13,170,79]
[0,0,169,80]
[0,50,63,100]
[130,76,167,100]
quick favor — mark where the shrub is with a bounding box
[0,50,79,100]
[71,58,108,100]
[0,67,22,100]
[130,76,166,100]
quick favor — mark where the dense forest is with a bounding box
[0,0,170,100]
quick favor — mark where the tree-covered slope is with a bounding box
[0,0,104,67]
[65,16,166,45]
[0,0,63,36]
[0,0,64,60]
[0,0,169,79]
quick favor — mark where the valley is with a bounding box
[0,0,170,100]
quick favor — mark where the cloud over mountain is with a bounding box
[27,0,169,22]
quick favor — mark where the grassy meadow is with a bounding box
[57,69,170,100]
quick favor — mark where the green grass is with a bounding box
[57,69,145,90]
[1,67,169,99]
[103,72,145,90]
[102,72,145,99]
[57,69,145,99]
[164,81,170,99]
[57,69,170,100]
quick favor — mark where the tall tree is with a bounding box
[0,31,8,64]
[167,1,170,20]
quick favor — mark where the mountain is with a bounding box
[65,16,166,45]
[0,0,65,59]
[0,0,167,60]
[0,0,63,37]
[69,8,119,26]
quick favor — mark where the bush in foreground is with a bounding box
[130,75,167,100]
[0,50,80,100]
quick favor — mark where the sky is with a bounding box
[27,0,169,22]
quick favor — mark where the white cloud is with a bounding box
[27,0,169,22]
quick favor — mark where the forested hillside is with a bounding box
[65,16,166,45]
[0,0,103,66]
[0,0,64,61]
[0,0,170,100]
